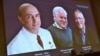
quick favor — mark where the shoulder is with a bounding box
[66,27,72,32]
[40,28,49,32]
[39,28,51,34]
[48,25,55,30]
[72,27,79,32]
[14,28,25,39]
[72,27,80,37]
[86,26,97,35]
[86,26,94,32]
[39,28,53,40]
[86,26,98,37]
[7,28,26,47]
[67,27,72,30]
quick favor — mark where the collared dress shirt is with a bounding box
[7,27,56,55]
[81,32,86,45]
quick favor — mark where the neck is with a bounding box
[26,28,39,34]
[31,29,39,34]
[53,22,66,29]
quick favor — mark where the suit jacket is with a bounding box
[73,26,99,48]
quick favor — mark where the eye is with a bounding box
[60,16,66,19]
[75,17,82,19]
[60,16,63,19]
[27,15,32,18]
[35,14,40,18]
[25,15,33,19]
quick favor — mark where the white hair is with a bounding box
[53,6,67,17]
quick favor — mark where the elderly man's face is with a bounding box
[74,12,85,29]
[19,6,41,32]
[54,11,68,29]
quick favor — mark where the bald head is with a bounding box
[18,3,41,34]
[18,3,38,17]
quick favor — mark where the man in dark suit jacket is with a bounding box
[73,9,99,49]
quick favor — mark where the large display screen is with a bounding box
[3,0,100,56]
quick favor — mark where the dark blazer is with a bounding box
[73,26,99,48]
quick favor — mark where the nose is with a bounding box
[77,18,80,22]
[62,17,67,22]
[76,18,80,22]
[32,16,36,22]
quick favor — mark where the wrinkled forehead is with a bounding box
[25,6,39,13]
[57,11,67,18]
[60,10,66,14]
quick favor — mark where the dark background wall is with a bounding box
[90,0,100,40]
[3,0,95,45]
[0,0,100,56]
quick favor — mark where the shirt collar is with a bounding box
[22,27,37,39]
[53,22,66,29]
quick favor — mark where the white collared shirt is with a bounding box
[7,27,56,55]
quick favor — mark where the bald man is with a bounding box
[48,6,73,49]
[73,9,99,48]
[7,3,56,55]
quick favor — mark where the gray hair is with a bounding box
[53,6,67,17]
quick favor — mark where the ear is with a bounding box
[53,17,55,22]
[18,16,24,24]
[53,17,57,22]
